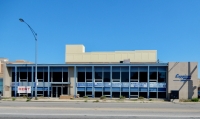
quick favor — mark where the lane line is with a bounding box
[0,106,199,112]
[0,113,200,118]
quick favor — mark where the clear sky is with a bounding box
[0,0,200,76]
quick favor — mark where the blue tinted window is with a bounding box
[50,67,62,72]
[112,67,120,72]
[95,67,102,72]
[121,67,129,72]
[103,67,110,72]
[131,67,138,72]
[139,67,148,72]
[77,67,85,72]
[149,67,157,72]
[158,67,167,72]
[86,67,92,72]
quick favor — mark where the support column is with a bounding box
[48,66,50,98]
[147,66,149,99]
[74,66,76,98]
[120,67,121,97]
[129,66,130,99]
[110,66,112,98]
[31,66,33,97]
[92,66,94,98]
[15,66,17,97]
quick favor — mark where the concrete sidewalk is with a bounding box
[0,97,169,103]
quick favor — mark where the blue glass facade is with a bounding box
[7,63,167,98]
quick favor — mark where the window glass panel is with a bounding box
[63,72,68,82]
[44,72,48,82]
[12,72,15,82]
[53,72,62,82]
[139,72,147,82]
[20,72,27,79]
[95,72,102,79]
[28,72,32,82]
[121,72,129,82]
[139,67,148,72]
[149,67,157,72]
[95,67,102,72]
[86,67,92,72]
[112,72,120,79]
[158,72,166,82]
[150,72,157,79]
[112,67,120,72]
[86,72,92,79]
[121,67,129,72]
[104,72,110,82]
[63,67,68,72]
[50,67,62,72]
[37,72,43,79]
[78,72,85,82]
[37,67,44,72]
[158,67,167,72]
[77,67,85,72]
[131,67,138,72]
[103,67,110,72]
[131,72,138,79]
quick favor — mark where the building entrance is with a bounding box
[52,84,68,98]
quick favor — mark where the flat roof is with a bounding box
[6,63,168,67]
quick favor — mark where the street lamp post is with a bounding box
[19,18,38,100]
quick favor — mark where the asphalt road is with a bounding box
[0,101,200,119]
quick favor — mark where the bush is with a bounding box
[23,94,27,98]
[138,96,144,99]
[149,99,152,101]
[83,96,88,98]
[191,98,199,102]
[100,95,106,100]
[12,98,16,101]
[26,97,31,102]
[120,96,125,99]
[93,100,99,103]
[84,100,88,102]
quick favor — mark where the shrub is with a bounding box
[138,96,144,99]
[84,100,88,102]
[26,97,31,102]
[83,96,88,98]
[120,96,126,99]
[191,98,199,102]
[149,99,152,101]
[23,94,27,98]
[100,95,106,100]
[93,100,99,103]
[12,98,16,101]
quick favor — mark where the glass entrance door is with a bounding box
[52,87,57,97]
[51,85,69,98]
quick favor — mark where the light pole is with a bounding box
[19,18,38,100]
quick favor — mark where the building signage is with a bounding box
[94,82,103,87]
[130,82,139,87]
[175,74,191,80]
[121,83,129,87]
[17,86,31,93]
[86,82,93,87]
[104,83,111,87]
[76,82,166,88]
[112,82,121,87]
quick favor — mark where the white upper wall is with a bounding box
[65,45,157,63]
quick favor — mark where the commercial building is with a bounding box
[2,45,199,99]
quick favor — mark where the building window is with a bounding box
[139,67,148,82]
[121,67,129,82]
[77,67,85,82]
[112,67,120,81]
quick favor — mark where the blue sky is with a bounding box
[0,0,200,75]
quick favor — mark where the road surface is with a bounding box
[0,101,200,119]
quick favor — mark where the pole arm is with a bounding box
[23,21,37,41]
